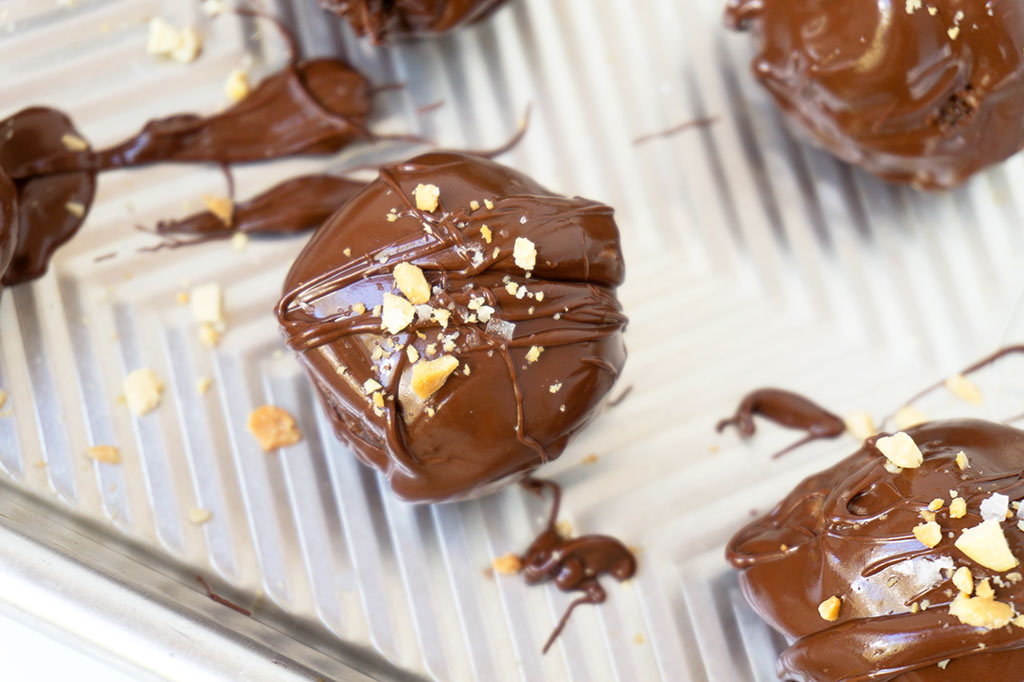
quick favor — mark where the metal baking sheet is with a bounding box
[3,0,1024,680]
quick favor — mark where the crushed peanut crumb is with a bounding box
[817,596,841,622]
[196,376,212,395]
[955,520,1019,571]
[913,521,942,548]
[86,445,121,464]
[928,498,945,512]
[411,355,459,399]
[950,497,967,519]
[492,553,522,575]
[525,346,544,364]
[381,293,416,334]
[123,369,164,416]
[949,591,1013,629]
[187,508,212,524]
[945,373,982,405]
[224,68,250,103]
[247,405,302,451]
[875,431,924,469]
[480,225,492,243]
[953,566,973,594]
[844,411,876,440]
[394,263,431,304]
[147,17,202,62]
[414,183,440,212]
[893,405,928,429]
[956,451,970,470]
[202,195,234,226]
[513,237,537,271]
[61,133,89,152]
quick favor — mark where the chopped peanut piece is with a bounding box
[393,263,431,304]
[414,183,440,212]
[480,225,492,243]
[949,592,1014,629]
[955,520,1019,571]
[928,498,944,512]
[817,596,841,622]
[191,283,224,326]
[411,355,459,399]
[493,553,522,575]
[381,293,415,334]
[950,497,967,519]
[893,405,928,429]
[945,373,982,405]
[525,346,544,363]
[513,237,537,271]
[196,376,213,396]
[875,431,924,469]
[123,369,164,416]
[65,201,85,217]
[406,345,420,363]
[913,521,942,548]
[956,451,970,470]
[952,566,973,594]
[187,508,212,524]
[362,378,383,394]
[202,195,234,226]
[61,133,89,151]
[432,308,451,329]
[247,405,302,451]
[976,578,996,600]
[224,68,250,103]
[844,411,876,441]
[86,445,121,464]
[147,17,202,62]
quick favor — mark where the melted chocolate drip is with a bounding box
[520,478,636,653]
[729,419,1024,681]
[276,151,628,502]
[156,174,366,240]
[0,166,17,285]
[884,344,1024,427]
[717,388,846,458]
[725,0,1024,188]
[12,58,371,179]
[0,108,97,286]
[319,0,509,44]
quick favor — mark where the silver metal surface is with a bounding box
[2,0,1024,680]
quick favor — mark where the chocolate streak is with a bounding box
[716,388,846,458]
[1,56,371,284]
[729,419,1024,681]
[725,0,1024,188]
[12,58,370,179]
[319,0,509,44]
[0,166,17,285]
[0,108,97,285]
[155,173,366,240]
[277,151,628,502]
[520,478,636,653]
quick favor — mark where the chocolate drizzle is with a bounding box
[520,478,636,653]
[319,0,509,44]
[717,387,846,458]
[11,58,371,179]
[725,0,1024,188]
[156,173,366,241]
[0,108,97,285]
[729,419,1024,681]
[276,151,628,502]
[0,166,17,285]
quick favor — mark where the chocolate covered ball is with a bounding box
[725,0,1024,189]
[729,420,1024,681]
[319,0,507,43]
[276,152,628,502]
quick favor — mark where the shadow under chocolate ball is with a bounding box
[276,152,628,503]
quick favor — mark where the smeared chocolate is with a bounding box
[0,166,16,285]
[725,0,1024,188]
[319,0,508,44]
[729,419,1024,681]
[717,388,846,458]
[0,108,97,285]
[12,59,371,179]
[2,54,372,285]
[156,174,366,241]
[276,151,628,502]
[520,478,636,653]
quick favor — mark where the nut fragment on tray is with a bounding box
[276,151,629,503]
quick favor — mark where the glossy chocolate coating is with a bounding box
[0,166,16,286]
[729,419,1024,681]
[0,108,96,285]
[319,0,508,43]
[725,0,1024,188]
[717,387,846,458]
[277,152,628,502]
